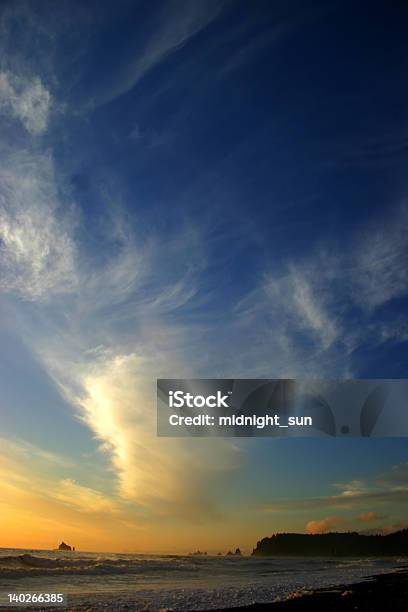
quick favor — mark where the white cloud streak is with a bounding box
[232,204,408,378]
[89,0,226,107]
[352,203,408,310]
[0,71,51,135]
[0,152,77,300]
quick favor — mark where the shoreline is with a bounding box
[17,568,408,611]
[212,568,408,612]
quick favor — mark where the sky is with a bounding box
[0,0,407,553]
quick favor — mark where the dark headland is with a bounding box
[252,529,408,556]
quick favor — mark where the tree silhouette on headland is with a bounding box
[252,529,408,556]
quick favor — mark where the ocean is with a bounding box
[0,548,406,610]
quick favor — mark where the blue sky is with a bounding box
[0,0,407,552]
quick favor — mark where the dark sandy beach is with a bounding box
[216,568,408,612]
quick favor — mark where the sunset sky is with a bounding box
[0,0,408,553]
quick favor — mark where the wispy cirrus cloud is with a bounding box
[0,71,51,135]
[232,203,408,379]
[219,2,334,78]
[87,0,227,108]
[0,151,77,301]
[352,203,408,310]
